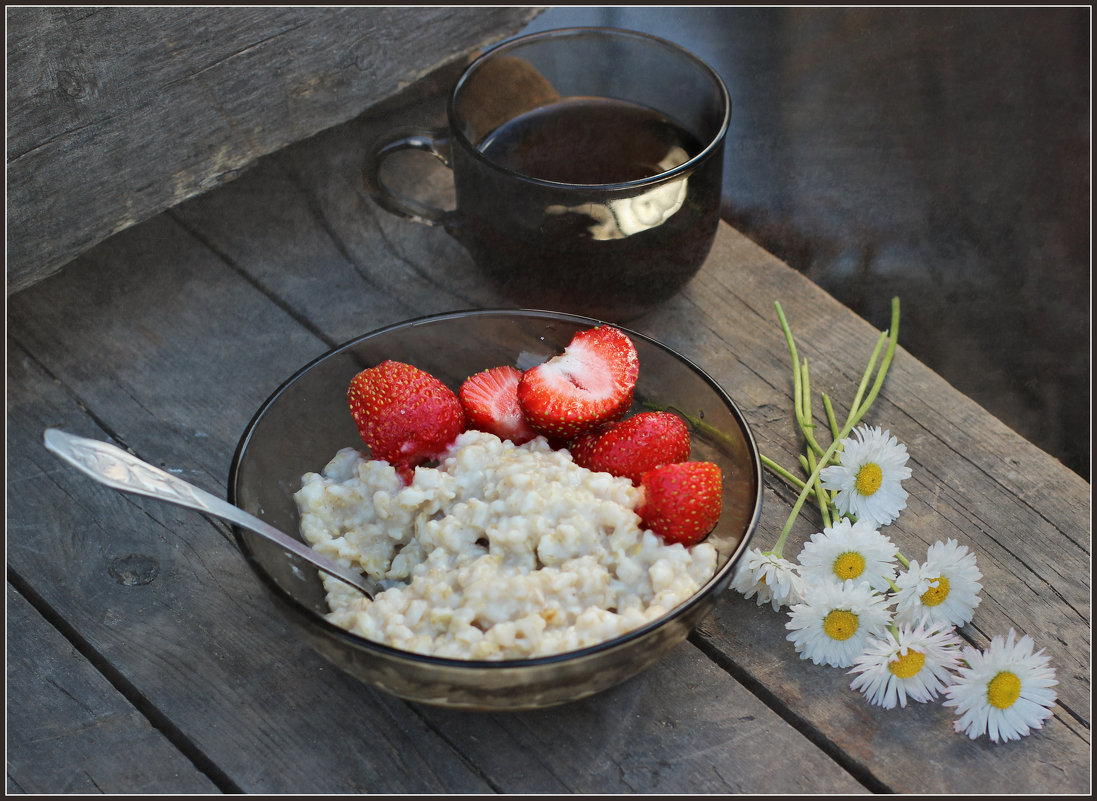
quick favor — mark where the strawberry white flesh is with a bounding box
[459,365,539,445]
[517,326,640,441]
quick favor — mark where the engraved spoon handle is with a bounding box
[42,428,373,597]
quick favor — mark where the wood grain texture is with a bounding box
[4,186,868,799]
[6,5,543,295]
[5,585,222,794]
[6,70,1089,794]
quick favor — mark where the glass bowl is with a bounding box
[228,309,762,710]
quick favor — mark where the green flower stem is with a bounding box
[776,302,827,459]
[800,356,811,430]
[846,331,888,429]
[772,297,902,557]
[761,454,822,501]
[775,302,802,400]
[805,448,832,528]
[823,394,841,443]
[772,433,847,557]
[797,452,828,521]
[798,453,835,519]
[846,298,901,429]
[800,358,828,458]
[896,551,911,570]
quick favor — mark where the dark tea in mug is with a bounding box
[477,98,701,184]
[455,95,722,320]
[364,28,731,322]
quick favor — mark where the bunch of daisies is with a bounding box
[731,298,1058,744]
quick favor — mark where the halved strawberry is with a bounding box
[459,365,539,445]
[571,411,691,485]
[638,461,723,546]
[517,325,640,441]
[347,360,466,484]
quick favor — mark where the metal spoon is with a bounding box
[42,428,374,598]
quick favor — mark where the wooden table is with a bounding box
[6,75,1090,795]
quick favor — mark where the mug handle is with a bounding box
[363,127,455,226]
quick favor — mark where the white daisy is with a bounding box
[796,517,899,592]
[848,618,963,709]
[819,425,911,527]
[893,539,983,627]
[731,548,807,611]
[786,580,893,668]
[943,629,1058,742]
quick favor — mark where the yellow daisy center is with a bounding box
[822,609,859,641]
[888,649,926,679]
[855,462,884,496]
[833,551,866,580]
[987,671,1022,709]
[920,575,951,607]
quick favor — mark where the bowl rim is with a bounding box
[228,307,763,669]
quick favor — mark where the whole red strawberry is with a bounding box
[459,365,539,445]
[347,360,465,484]
[517,325,639,441]
[571,411,691,485]
[638,461,723,546]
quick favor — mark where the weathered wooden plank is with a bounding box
[6,5,543,295]
[6,252,496,794]
[5,584,222,794]
[163,88,1091,793]
[669,232,1091,687]
[6,210,866,792]
[638,235,1092,793]
[415,643,869,794]
[6,69,1089,794]
[697,596,1089,794]
[164,75,497,347]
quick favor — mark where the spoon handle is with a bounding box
[42,428,373,597]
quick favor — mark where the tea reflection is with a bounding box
[545,145,690,240]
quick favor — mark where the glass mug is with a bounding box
[364,27,731,322]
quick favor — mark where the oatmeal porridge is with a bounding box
[294,429,719,660]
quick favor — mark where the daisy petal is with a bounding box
[797,517,898,592]
[786,580,893,668]
[943,629,1058,742]
[820,426,911,527]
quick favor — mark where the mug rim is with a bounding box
[446,26,732,191]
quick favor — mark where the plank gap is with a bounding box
[10,334,137,454]
[1055,701,1092,736]
[402,703,510,794]
[167,209,340,351]
[687,628,889,794]
[6,566,246,794]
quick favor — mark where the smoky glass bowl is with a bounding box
[228,309,762,710]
